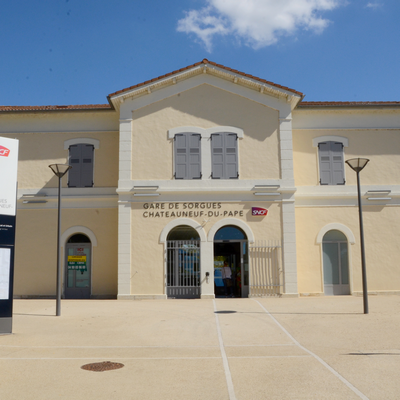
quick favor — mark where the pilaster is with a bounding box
[279,115,298,296]
[117,201,131,296]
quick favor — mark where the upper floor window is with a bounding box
[64,138,99,188]
[174,133,201,179]
[313,136,348,186]
[169,126,243,180]
[318,141,345,185]
[211,133,238,179]
[68,144,94,187]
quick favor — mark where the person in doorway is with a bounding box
[221,261,233,297]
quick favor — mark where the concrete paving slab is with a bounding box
[0,296,399,399]
[224,344,307,358]
[0,359,229,400]
[229,357,361,400]
[215,299,292,345]
[0,345,222,359]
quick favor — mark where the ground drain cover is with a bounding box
[81,361,124,372]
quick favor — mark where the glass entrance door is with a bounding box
[214,241,249,298]
[65,243,91,299]
[213,225,249,298]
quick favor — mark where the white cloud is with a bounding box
[177,0,344,52]
[366,2,383,9]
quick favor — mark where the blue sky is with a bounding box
[1,0,399,106]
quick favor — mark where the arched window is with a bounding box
[167,226,200,241]
[214,225,246,241]
[68,233,91,243]
[322,230,349,295]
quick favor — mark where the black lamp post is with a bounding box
[49,164,71,316]
[345,158,370,314]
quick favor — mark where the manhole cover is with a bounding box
[81,361,124,372]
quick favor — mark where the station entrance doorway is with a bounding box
[166,225,201,299]
[214,226,249,298]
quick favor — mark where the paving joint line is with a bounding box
[213,299,237,400]
[254,300,370,400]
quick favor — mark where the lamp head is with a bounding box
[345,158,370,173]
[49,164,72,178]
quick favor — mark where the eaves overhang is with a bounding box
[0,104,114,114]
[297,101,400,110]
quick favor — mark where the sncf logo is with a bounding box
[0,146,10,157]
[252,207,268,216]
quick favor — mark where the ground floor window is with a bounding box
[323,230,349,295]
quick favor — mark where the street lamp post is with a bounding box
[49,164,71,316]
[345,158,370,314]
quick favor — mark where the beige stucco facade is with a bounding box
[293,107,400,296]
[1,59,399,300]
[131,84,280,181]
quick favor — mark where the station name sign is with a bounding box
[142,202,244,219]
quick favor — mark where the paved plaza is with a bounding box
[1,295,399,399]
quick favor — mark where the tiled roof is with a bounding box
[0,104,112,112]
[108,59,303,98]
[298,101,400,108]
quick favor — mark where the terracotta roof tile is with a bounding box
[0,104,112,113]
[107,59,303,98]
[298,101,400,108]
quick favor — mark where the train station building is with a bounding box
[1,59,400,299]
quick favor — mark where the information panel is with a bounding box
[0,137,18,334]
[0,248,11,300]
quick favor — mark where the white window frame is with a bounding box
[312,136,348,186]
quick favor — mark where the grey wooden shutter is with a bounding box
[318,141,345,185]
[68,145,81,187]
[318,142,332,185]
[331,142,345,185]
[211,133,238,179]
[211,133,224,179]
[175,134,188,179]
[175,133,201,179]
[68,144,94,187]
[81,144,94,187]
[225,133,238,179]
[188,134,201,179]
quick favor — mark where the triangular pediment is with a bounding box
[108,59,303,112]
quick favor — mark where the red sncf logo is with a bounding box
[252,207,268,216]
[0,146,10,157]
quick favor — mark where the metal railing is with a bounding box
[249,240,282,297]
[166,240,201,299]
